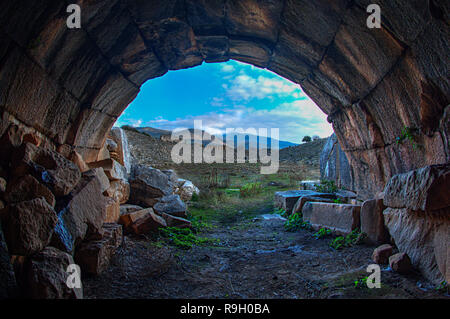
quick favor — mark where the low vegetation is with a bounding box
[353,276,369,289]
[314,180,338,193]
[329,229,365,250]
[284,211,312,232]
[158,227,220,250]
[396,126,419,149]
[239,182,263,198]
[313,228,332,239]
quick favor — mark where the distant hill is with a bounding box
[279,138,328,167]
[132,126,298,150]
[220,133,298,150]
[122,125,328,169]
[136,127,172,139]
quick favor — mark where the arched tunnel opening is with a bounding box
[0,0,448,301]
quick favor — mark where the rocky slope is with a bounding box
[125,126,325,168]
[279,138,327,166]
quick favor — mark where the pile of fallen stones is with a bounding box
[276,163,449,286]
[0,125,199,299]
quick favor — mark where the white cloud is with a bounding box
[224,73,304,101]
[115,117,143,128]
[221,64,235,73]
[145,99,333,143]
[210,97,224,107]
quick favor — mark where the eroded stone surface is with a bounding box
[119,208,151,232]
[153,194,187,218]
[53,171,109,251]
[155,212,192,229]
[129,210,167,235]
[129,164,173,207]
[0,1,449,295]
[4,174,55,207]
[0,1,448,200]
[320,133,353,191]
[275,190,335,214]
[104,179,130,205]
[389,252,413,275]
[11,143,81,197]
[75,223,122,276]
[119,204,143,216]
[360,198,389,245]
[0,220,18,298]
[302,202,361,236]
[384,208,449,285]
[22,246,83,299]
[372,244,393,264]
[3,197,57,256]
[291,196,335,216]
[383,164,450,212]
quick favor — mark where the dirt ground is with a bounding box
[83,214,448,299]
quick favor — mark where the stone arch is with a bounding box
[0,0,448,198]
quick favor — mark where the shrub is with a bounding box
[284,212,312,232]
[239,182,263,198]
[315,180,338,194]
[302,136,312,143]
[396,126,419,149]
[191,192,199,202]
[189,216,215,233]
[273,208,288,217]
[159,227,219,250]
[354,276,369,289]
[313,228,332,239]
[435,281,449,294]
[219,174,231,188]
[329,229,364,250]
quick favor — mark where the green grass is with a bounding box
[187,181,290,226]
[284,212,312,232]
[354,276,369,289]
[239,182,263,198]
[159,227,220,250]
[314,180,338,193]
[156,162,321,249]
[329,229,365,250]
[313,228,332,239]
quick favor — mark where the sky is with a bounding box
[115,60,333,143]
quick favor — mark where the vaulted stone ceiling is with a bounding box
[0,0,448,198]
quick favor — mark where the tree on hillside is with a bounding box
[312,135,320,141]
[302,136,312,143]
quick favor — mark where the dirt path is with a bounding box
[83,215,447,299]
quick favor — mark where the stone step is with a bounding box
[302,202,361,236]
[274,190,336,213]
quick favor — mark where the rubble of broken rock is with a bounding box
[277,163,449,287]
[0,125,200,299]
[0,123,447,299]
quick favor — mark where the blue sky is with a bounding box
[116,60,333,143]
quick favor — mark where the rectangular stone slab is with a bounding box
[274,190,335,213]
[360,198,389,244]
[302,202,361,236]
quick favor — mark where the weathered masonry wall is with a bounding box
[0,0,448,198]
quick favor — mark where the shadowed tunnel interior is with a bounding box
[0,0,448,198]
[0,0,448,299]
